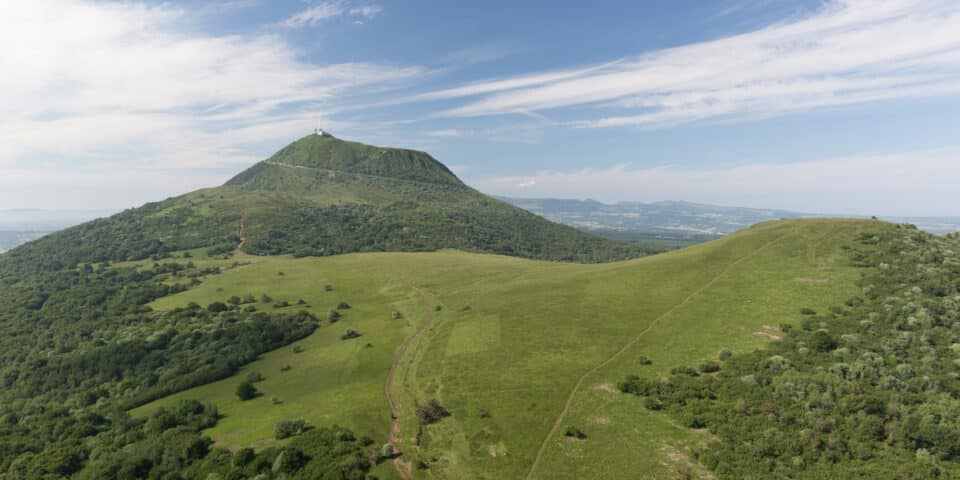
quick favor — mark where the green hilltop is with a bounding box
[4,134,649,273]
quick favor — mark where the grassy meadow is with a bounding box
[133,219,880,479]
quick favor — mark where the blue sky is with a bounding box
[1,0,959,215]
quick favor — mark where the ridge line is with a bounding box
[524,229,795,479]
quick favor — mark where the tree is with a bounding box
[207,302,229,313]
[327,309,341,323]
[236,381,258,401]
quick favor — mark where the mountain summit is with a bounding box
[5,135,648,270]
[227,134,465,192]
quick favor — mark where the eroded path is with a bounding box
[385,278,436,480]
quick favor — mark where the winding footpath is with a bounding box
[384,278,436,480]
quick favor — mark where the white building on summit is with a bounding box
[314,128,331,137]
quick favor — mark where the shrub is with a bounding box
[327,309,341,323]
[417,399,450,424]
[280,364,292,372]
[236,381,258,401]
[810,330,839,352]
[246,371,264,383]
[380,443,395,460]
[341,329,361,340]
[337,302,351,310]
[229,296,242,306]
[261,294,273,303]
[699,360,720,373]
[275,419,308,440]
[638,355,653,365]
[801,308,817,315]
[274,300,290,308]
[391,311,402,319]
[324,284,334,291]
[207,302,229,313]
[478,408,490,419]
[718,348,732,361]
[563,426,586,439]
[271,395,281,405]
[292,345,304,354]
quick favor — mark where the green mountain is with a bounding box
[3,134,647,274]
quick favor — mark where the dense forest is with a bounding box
[620,224,960,478]
[0,250,379,479]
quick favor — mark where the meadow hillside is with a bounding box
[134,218,884,479]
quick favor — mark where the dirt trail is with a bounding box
[385,278,436,480]
[524,231,795,480]
[235,212,246,256]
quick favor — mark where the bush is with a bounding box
[236,381,258,401]
[337,302,351,310]
[699,360,720,373]
[563,426,586,439]
[324,284,334,291]
[261,294,273,303]
[327,309,341,323]
[275,419,308,440]
[638,355,653,365]
[391,311,402,319]
[810,330,838,352]
[247,371,264,383]
[718,347,732,361]
[642,397,662,410]
[207,302,229,313]
[380,443,395,460]
[341,329,361,340]
[292,345,304,354]
[417,399,450,424]
[801,307,817,315]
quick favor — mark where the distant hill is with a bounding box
[2,134,648,270]
[500,197,960,236]
[499,197,806,237]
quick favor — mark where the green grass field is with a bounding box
[133,219,880,479]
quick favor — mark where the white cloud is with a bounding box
[349,5,382,19]
[469,148,960,216]
[283,2,347,28]
[0,0,422,207]
[421,0,960,128]
[283,1,382,28]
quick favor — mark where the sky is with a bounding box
[1,0,959,216]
